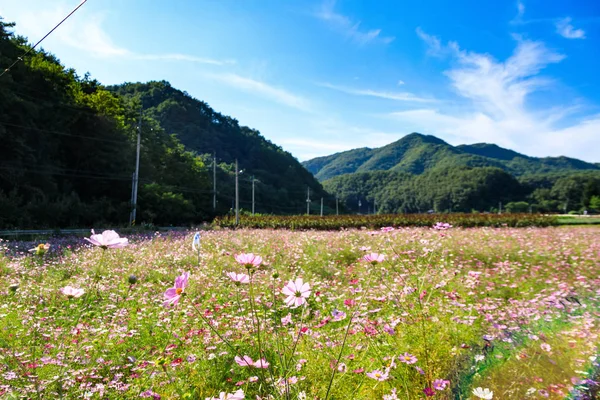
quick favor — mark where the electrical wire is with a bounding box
[0,0,88,78]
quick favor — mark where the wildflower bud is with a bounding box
[272,272,279,279]
[128,275,138,285]
[9,283,18,292]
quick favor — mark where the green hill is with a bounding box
[306,134,600,214]
[108,81,333,215]
[304,133,599,181]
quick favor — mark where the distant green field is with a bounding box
[557,215,600,225]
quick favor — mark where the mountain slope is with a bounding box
[304,133,599,181]
[109,81,335,215]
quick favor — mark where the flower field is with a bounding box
[0,226,599,399]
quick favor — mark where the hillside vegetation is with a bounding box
[0,19,331,228]
[304,134,600,214]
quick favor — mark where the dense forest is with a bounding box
[0,19,332,229]
[312,134,600,214]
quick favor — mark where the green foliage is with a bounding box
[505,201,529,213]
[108,81,334,216]
[213,213,557,230]
[323,166,524,213]
[590,196,600,211]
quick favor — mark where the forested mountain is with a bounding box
[108,82,333,216]
[0,18,331,228]
[304,133,600,181]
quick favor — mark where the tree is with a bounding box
[590,196,600,212]
[505,201,529,213]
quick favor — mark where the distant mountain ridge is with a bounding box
[303,133,599,181]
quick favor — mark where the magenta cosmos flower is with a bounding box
[205,389,244,400]
[85,229,128,249]
[234,355,269,368]
[60,286,85,298]
[163,272,190,307]
[362,253,385,264]
[226,272,250,284]
[235,253,263,269]
[282,278,311,308]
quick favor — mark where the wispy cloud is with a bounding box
[415,27,458,57]
[3,2,233,64]
[209,73,312,112]
[281,119,402,160]
[555,17,586,39]
[510,0,526,24]
[389,34,600,161]
[315,0,394,45]
[318,82,435,103]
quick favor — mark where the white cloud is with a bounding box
[556,17,586,39]
[397,80,405,86]
[388,35,600,162]
[316,0,394,45]
[208,73,312,112]
[318,82,435,102]
[2,2,232,64]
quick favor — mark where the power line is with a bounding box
[0,121,132,145]
[0,0,88,79]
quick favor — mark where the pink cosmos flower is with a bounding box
[234,355,254,367]
[226,272,250,284]
[253,358,269,368]
[366,369,389,381]
[362,253,385,264]
[424,387,435,397]
[85,229,128,249]
[433,222,452,230]
[281,313,292,325]
[205,389,244,400]
[234,355,269,368]
[163,272,190,307]
[60,286,85,298]
[282,278,311,308]
[540,343,552,352]
[399,353,418,364]
[433,379,450,390]
[234,253,262,269]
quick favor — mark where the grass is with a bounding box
[0,226,598,399]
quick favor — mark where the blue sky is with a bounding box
[2,0,600,162]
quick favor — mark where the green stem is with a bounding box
[324,269,376,400]
[191,303,236,354]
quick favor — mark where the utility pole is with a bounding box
[130,108,142,225]
[252,175,255,216]
[336,197,339,215]
[235,159,239,226]
[320,197,323,216]
[358,200,362,214]
[374,199,377,215]
[306,187,311,215]
[498,201,502,215]
[213,152,217,210]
